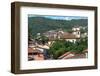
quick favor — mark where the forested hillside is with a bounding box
[28,17,88,37]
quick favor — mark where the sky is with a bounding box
[28,14,88,20]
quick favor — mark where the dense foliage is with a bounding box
[49,37,88,59]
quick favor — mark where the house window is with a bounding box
[77,31,80,34]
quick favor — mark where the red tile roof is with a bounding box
[58,51,87,59]
[58,52,75,59]
[61,32,77,39]
[28,47,42,54]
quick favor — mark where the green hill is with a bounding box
[28,17,88,37]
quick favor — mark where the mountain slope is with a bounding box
[28,17,88,37]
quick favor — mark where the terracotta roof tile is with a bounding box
[28,47,42,54]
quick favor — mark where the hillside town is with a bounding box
[28,26,88,61]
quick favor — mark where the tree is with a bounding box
[35,35,49,45]
[49,40,67,59]
[49,37,88,59]
[40,35,49,45]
